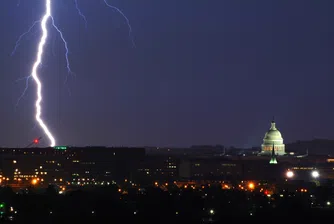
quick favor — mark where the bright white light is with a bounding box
[286,170,294,178]
[311,170,319,178]
[31,0,56,147]
[209,209,214,215]
[327,201,331,206]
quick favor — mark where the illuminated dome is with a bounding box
[263,122,283,141]
[261,119,285,156]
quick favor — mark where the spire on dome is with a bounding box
[270,117,277,130]
[269,143,278,164]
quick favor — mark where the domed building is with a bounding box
[261,119,285,156]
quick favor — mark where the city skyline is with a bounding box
[0,1,334,148]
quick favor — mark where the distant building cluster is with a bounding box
[0,119,333,190]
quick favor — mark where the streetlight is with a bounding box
[286,170,294,178]
[248,182,255,190]
[31,179,38,185]
[311,170,319,178]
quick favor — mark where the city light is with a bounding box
[286,170,294,178]
[248,182,255,190]
[31,179,38,185]
[311,170,319,178]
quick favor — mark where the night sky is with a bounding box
[0,0,334,148]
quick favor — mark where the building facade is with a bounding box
[261,119,285,156]
[0,146,145,188]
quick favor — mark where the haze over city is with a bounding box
[1,0,334,148]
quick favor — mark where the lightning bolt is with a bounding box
[12,0,73,146]
[13,14,73,106]
[50,17,74,80]
[103,0,135,47]
[73,0,135,46]
[11,20,40,108]
[12,21,40,108]
[15,76,31,108]
[74,0,87,29]
[13,0,135,147]
[11,20,40,57]
[14,28,72,112]
[31,0,55,147]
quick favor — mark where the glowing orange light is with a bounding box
[248,182,255,189]
[31,179,38,185]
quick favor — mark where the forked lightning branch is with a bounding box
[12,0,133,147]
